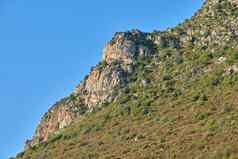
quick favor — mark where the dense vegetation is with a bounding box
[14,0,238,158]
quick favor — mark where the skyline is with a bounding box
[0,0,204,158]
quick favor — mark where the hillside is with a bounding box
[14,0,238,158]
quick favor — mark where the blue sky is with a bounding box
[0,0,204,158]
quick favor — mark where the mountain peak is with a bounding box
[24,0,238,149]
[196,0,238,17]
[25,28,157,148]
[15,1,238,158]
[102,29,154,65]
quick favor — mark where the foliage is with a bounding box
[14,1,238,158]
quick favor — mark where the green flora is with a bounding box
[14,0,238,159]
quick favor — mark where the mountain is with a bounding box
[15,0,238,158]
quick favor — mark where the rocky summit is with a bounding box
[15,0,238,158]
[26,29,156,148]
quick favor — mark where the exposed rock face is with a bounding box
[75,65,128,109]
[207,0,238,5]
[102,29,154,65]
[73,29,155,110]
[26,29,156,148]
[27,95,86,148]
[35,104,75,141]
[178,0,238,48]
[27,0,238,149]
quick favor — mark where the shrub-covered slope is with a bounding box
[15,0,238,158]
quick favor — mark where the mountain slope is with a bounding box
[15,0,238,158]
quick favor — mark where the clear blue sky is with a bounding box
[0,0,204,158]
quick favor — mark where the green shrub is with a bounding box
[175,54,184,64]
[163,74,173,81]
[198,52,213,65]
[227,51,238,64]
[223,104,233,113]
[196,112,210,120]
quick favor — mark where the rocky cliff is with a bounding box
[26,29,157,148]
[19,0,238,158]
[27,0,238,147]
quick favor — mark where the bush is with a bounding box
[199,52,213,65]
[227,51,238,64]
[175,54,184,64]
[163,74,173,81]
[223,104,233,113]
[196,112,210,120]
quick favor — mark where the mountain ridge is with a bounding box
[15,0,238,158]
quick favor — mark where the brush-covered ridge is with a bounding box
[15,0,238,158]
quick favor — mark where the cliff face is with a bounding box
[75,30,155,108]
[26,0,238,149]
[16,0,238,158]
[102,30,154,65]
[27,30,156,147]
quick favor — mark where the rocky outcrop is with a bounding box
[26,29,156,148]
[176,0,238,48]
[27,0,238,149]
[26,95,87,148]
[75,64,128,109]
[102,29,154,65]
[74,29,156,110]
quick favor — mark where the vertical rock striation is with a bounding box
[26,29,156,148]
